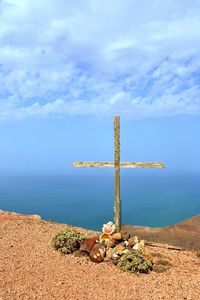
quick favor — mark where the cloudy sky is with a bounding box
[0,0,200,174]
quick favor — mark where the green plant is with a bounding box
[52,229,86,254]
[156,259,171,266]
[152,259,172,273]
[117,249,153,274]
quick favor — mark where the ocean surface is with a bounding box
[0,172,200,231]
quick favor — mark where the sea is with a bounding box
[0,172,200,231]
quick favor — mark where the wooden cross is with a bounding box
[73,116,165,232]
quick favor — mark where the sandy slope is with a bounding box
[0,211,200,300]
[122,214,200,250]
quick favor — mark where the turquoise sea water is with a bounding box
[0,172,200,231]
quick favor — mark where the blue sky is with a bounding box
[0,0,200,175]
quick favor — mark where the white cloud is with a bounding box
[0,0,200,121]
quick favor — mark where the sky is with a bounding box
[0,0,200,175]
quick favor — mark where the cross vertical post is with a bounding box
[114,116,121,232]
[72,116,165,232]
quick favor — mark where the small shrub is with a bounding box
[152,259,171,273]
[151,252,164,258]
[117,249,153,274]
[52,229,86,254]
[156,259,171,266]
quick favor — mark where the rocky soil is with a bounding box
[0,210,200,300]
[122,213,200,250]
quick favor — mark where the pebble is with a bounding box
[128,236,137,247]
[89,243,105,263]
[115,244,125,255]
[112,232,122,240]
[80,237,97,254]
[122,232,130,241]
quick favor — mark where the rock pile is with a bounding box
[52,221,170,274]
[79,221,153,272]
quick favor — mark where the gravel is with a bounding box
[0,211,200,300]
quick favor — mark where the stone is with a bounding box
[112,248,120,259]
[115,244,125,255]
[80,237,97,254]
[112,232,122,240]
[122,232,130,241]
[89,243,105,263]
[127,236,137,247]
[127,246,133,251]
[107,238,117,248]
[111,247,122,265]
[122,249,130,255]
[119,242,126,247]
[124,240,129,246]
[133,236,139,243]
[133,240,145,251]
[106,248,113,259]
[140,240,145,246]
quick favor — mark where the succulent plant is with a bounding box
[117,249,153,274]
[52,229,86,254]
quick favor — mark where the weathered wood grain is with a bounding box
[72,161,165,168]
[72,162,113,168]
[120,162,165,168]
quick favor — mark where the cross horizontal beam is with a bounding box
[72,161,165,168]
